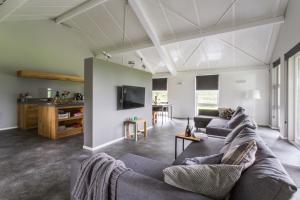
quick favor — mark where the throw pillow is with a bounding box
[182,153,223,165]
[221,140,257,170]
[163,164,243,199]
[224,121,256,145]
[219,108,235,119]
[227,113,247,129]
[231,106,245,118]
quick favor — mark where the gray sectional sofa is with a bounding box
[194,106,249,137]
[70,125,297,200]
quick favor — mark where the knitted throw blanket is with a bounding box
[72,153,130,200]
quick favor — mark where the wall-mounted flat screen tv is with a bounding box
[117,85,145,110]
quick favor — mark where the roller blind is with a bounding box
[273,59,280,68]
[196,75,219,90]
[152,78,167,91]
[285,42,300,61]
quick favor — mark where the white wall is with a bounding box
[155,66,270,125]
[0,20,92,129]
[271,0,300,138]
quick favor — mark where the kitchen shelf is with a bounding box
[58,116,83,122]
[38,105,84,140]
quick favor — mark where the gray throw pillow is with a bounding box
[227,113,247,129]
[163,164,243,199]
[224,121,256,145]
[182,153,223,165]
[231,106,245,118]
[221,140,257,171]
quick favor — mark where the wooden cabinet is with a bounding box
[18,104,38,130]
[38,105,84,140]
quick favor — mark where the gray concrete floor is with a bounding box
[0,119,299,199]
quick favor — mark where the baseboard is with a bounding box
[0,126,18,131]
[83,137,124,151]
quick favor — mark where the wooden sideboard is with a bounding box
[18,103,38,130]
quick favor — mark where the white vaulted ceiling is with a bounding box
[0,0,289,74]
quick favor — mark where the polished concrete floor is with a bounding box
[0,119,299,200]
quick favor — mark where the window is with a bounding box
[152,78,168,104]
[196,75,219,113]
[295,54,300,145]
[196,90,219,110]
[271,59,281,129]
[152,90,168,104]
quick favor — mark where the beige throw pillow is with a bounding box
[163,164,243,199]
[221,140,257,170]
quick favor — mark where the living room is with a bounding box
[0,0,300,199]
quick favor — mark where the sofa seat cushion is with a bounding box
[173,137,225,165]
[194,115,218,128]
[119,153,170,181]
[182,153,223,165]
[207,118,228,128]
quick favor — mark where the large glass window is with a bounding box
[152,90,168,104]
[271,61,281,130]
[196,75,219,114]
[196,90,219,110]
[152,78,168,104]
[296,54,300,145]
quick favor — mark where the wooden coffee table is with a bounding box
[175,132,202,159]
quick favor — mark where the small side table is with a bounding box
[175,132,201,159]
[124,119,147,141]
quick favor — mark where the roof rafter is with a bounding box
[97,15,284,56]
[128,0,177,75]
[0,0,29,22]
[54,0,108,24]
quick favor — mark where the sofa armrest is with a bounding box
[206,127,232,137]
[117,170,212,200]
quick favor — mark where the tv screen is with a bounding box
[118,86,145,110]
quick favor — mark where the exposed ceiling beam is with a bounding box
[0,0,29,22]
[136,50,155,74]
[98,15,284,56]
[128,0,177,75]
[54,0,108,24]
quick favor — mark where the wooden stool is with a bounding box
[124,119,147,141]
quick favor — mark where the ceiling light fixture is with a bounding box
[128,61,135,67]
[102,51,111,59]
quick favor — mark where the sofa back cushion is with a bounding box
[224,118,256,145]
[198,109,219,116]
[221,140,257,171]
[230,141,297,200]
[227,113,247,129]
[231,106,245,118]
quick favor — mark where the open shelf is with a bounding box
[58,116,83,122]
[57,127,83,138]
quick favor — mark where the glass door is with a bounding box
[296,54,300,146]
[271,64,280,129]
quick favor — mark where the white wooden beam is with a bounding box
[54,0,108,24]
[136,50,155,74]
[0,0,29,22]
[129,0,177,75]
[161,16,285,46]
[97,15,284,56]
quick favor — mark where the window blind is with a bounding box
[152,78,167,91]
[196,75,219,90]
